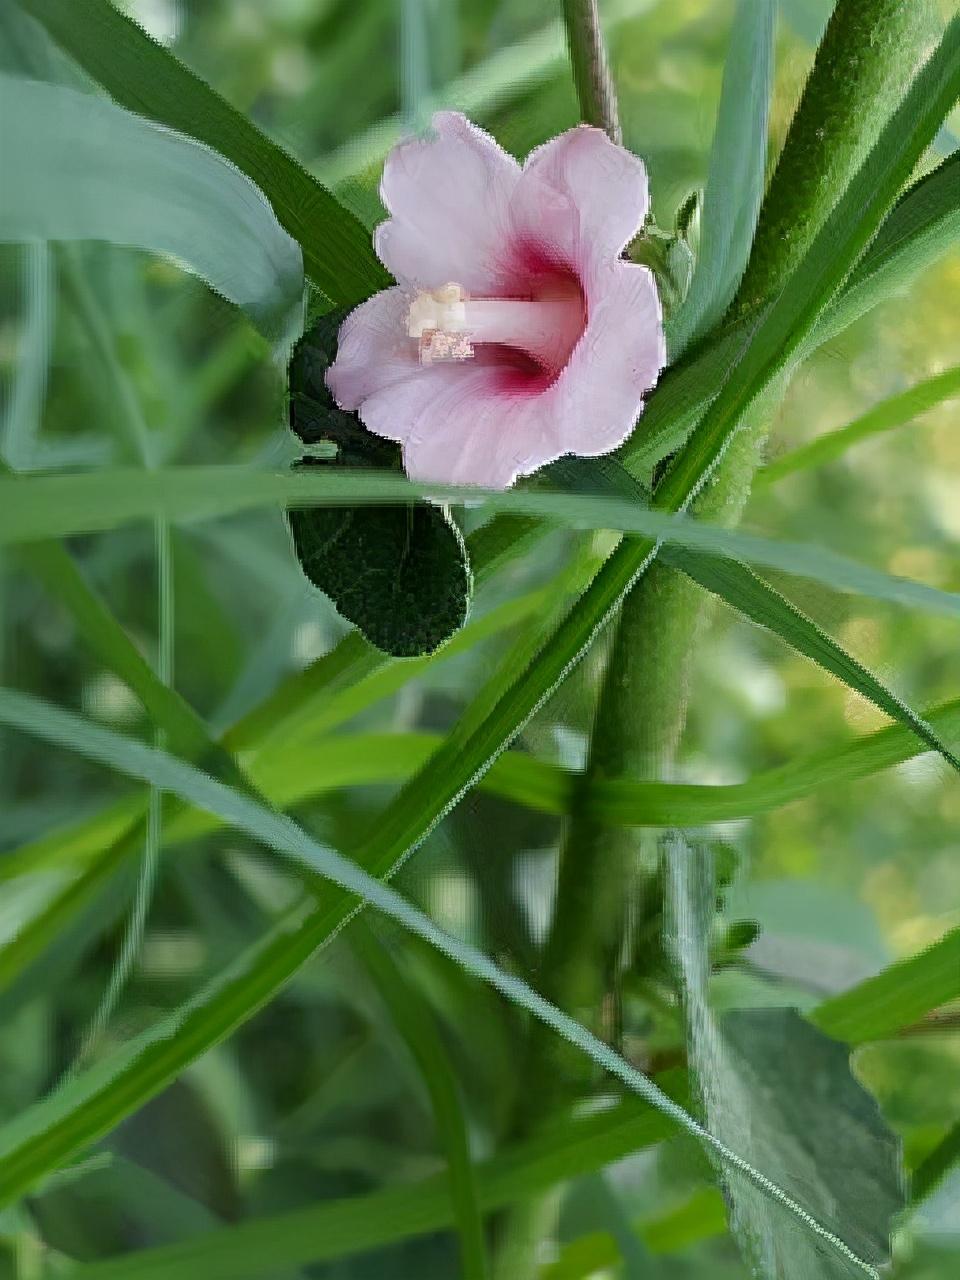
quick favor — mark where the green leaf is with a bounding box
[663,546,960,772]
[910,1119,960,1204]
[811,925,960,1045]
[759,363,960,485]
[60,1083,685,1280]
[0,690,837,1258]
[352,922,487,1280]
[624,150,960,476]
[668,0,774,355]
[288,480,472,657]
[0,74,303,347]
[16,0,387,306]
[5,464,960,622]
[589,694,960,826]
[666,837,903,1279]
[286,317,472,656]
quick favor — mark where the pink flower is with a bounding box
[326,112,665,490]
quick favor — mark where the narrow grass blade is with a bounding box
[910,1120,960,1204]
[16,0,387,305]
[0,689,879,1275]
[5,465,960,622]
[65,1083,685,1280]
[352,922,487,1280]
[759,364,960,485]
[664,546,960,771]
[811,925,960,1045]
[668,0,774,355]
[626,150,960,476]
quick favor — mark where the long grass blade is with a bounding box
[0,689,880,1275]
[668,0,774,355]
[758,363,960,485]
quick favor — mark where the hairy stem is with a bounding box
[499,0,941,1273]
[561,0,621,142]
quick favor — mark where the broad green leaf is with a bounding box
[0,689,848,1262]
[4,464,960,623]
[668,0,774,355]
[811,925,960,1045]
[759,363,960,485]
[0,75,303,347]
[288,481,472,657]
[352,922,487,1280]
[666,836,903,1279]
[16,0,387,306]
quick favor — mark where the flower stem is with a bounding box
[561,0,621,142]
[498,0,941,1273]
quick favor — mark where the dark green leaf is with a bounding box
[286,317,472,656]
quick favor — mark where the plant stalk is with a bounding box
[498,0,941,1273]
[561,0,621,142]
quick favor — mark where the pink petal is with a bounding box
[540,260,665,458]
[374,112,521,293]
[324,286,419,411]
[509,126,649,273]
[357,358,549,490]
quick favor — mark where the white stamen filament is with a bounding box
[407,281,583,368]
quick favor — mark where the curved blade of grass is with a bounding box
[625,149,960,476]
[5,464,960,622]
[662,545,960,770]
[66,1082,685,1280]
[351,921,487,1280]
[589,694,960,825]
[910,1119,960,1205]
[25,921,956,1280]
[16,0,387,307]
[758,363,960,485]
[0,690,879,1276]
[0,74,303,346]
[7,685,960,893]
[668,0,774,355]
[811,924,960,1045]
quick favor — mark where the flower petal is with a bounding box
[541,260,665,457]
[325,286,419,411]
[375,111,521,292]
[357,359,549,489]
[510,125,649,272]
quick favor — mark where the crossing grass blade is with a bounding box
[668,0,774,356]
[64,1081,686,1280]
[758,363,960,485]
[16,0,388,306]
[5,464,960,622]
[662,545,960,771]
[0,690,882,1276]
[625,149,960,475]
[811,924,960,1045]
[351,922,487,1280]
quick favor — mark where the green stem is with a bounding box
[500,0,942,1273]
[561,0,621,141]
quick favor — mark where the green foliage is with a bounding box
[286,314,473,656]
[1,1,959,1277]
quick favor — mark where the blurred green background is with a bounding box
[0,0,958,1275]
